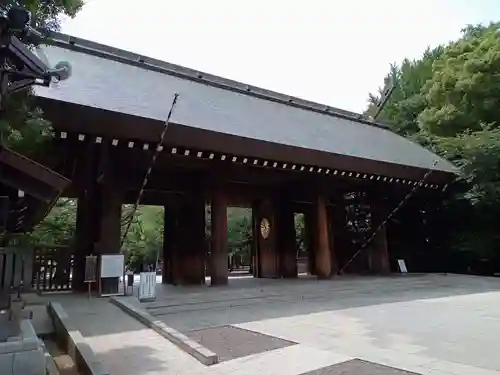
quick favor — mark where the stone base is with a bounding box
[138,297,156,303]
[8,298,25,322]
[0,319,45,375]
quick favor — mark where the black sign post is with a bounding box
[84,255,97,299]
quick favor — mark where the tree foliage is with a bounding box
[6,0,83,30]
[419,24,500,137]
[0,1,83,156]
[27,198,76,245]
[121,206,164,272]
[367,22,500,265]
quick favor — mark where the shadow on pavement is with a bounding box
[144,274,500,332]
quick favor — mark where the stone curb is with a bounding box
[40,339,60,375]
[47,302,109,375]
[110,297,219,366]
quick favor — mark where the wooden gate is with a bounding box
[32,245,74,292]
[0,247,35,294]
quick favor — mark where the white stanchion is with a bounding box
[138,272,156,302]
[397,259,408,274]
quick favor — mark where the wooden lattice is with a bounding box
[32,245,73,292]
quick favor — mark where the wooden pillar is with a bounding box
[313,195,332,279]
[327,195,345,275]
[91,183,123,295]
[425,195,447,272]
[368,201,390,274]
[175,194,206,285]
[73,196,89,291]
[252,199,278,278]
[94,184,123,255]
[251,204,260,277]
[72,141,100,292]
[162,206,176,284]
[210,189,228,286]
[277,195,297,278]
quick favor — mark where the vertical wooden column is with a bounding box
[327,202,341,275]
[162,205,177,284]
[252,199,278,278]
[73,195,90,291]
[368,200,390,274]
[421,193,447,272]
[72,140,100,291]
[276,195,297,278]
[313,195,332,279]
[94,184,123,255]
[210,189,228,286]
[93,182,123,295]
[251,205,260,278]
[175,193,206,285]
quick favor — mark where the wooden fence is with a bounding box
[32,245,73,293]
[0,245,74,294]
[0,246,35,294]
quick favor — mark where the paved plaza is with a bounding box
[45,274,500,374]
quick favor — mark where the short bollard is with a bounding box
[127,274,134,295]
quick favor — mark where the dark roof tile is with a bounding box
[34,33,457,174]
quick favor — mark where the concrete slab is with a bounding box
[38,295,207,375]
[185,325,296,362]
[28,305,53,337]
[110,296,218,366]
[147,274,500,374]
[297,359,421,374]
[28,274,500,374]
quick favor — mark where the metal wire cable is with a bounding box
[119,93,179,249]
[337,160,439,275]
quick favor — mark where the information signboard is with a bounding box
[100,254,124,278]
[84,255,97,298]
[84,255,97,282]
[99,254,125,297]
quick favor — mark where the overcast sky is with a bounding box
[61,0,498,113]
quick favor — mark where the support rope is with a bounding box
[337,160,439,275]
[119,93,179,249]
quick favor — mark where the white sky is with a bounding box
[61,0,498,113]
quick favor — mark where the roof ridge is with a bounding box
[43,31,389,129]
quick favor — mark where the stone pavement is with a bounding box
[34,274,500,374]
[45,295,207,375]
[142,274,500,374]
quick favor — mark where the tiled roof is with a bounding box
[34,33,457,174]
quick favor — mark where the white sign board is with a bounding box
[100,254,125,278]
[397,259,408,273]
[138,272,156,302]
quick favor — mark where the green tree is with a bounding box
[1,1,83,156]
[367,22,500,269]
[121,206,164,272]
[419,23,500,137]
[27,198,77,245]
[227,212,252,256]
[435,128,500,260]
[6,1,83,30]
[365,47,444,136]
